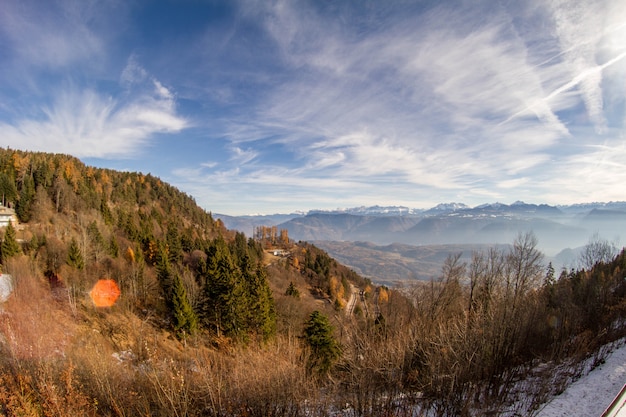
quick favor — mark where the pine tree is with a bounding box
[86,220,105,262]
[67,237,84,270]
[302,310,341,376]
[170,272,198,336]
[109,235,119,258]
[166,224,183,263]
[156,244,197,336]
[199,237,247,338]
[241,255,276,342]
[285,281,300,298]
[15,175,35,222]
[230,232,248,267]
[100,197,113,225]
[1,222,21,263]
[0,172,17,207]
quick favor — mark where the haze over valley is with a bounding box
[217,201,626,284]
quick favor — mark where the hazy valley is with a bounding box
[217,201,626,284]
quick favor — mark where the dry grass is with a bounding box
[0,258,319,416]
[1,244,626,416]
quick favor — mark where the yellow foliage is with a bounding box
[11,152,29,179]
[125,247,136,263]
[100,171,111,186]
[63,160,79,191]
[378,287,389,304]
[329,276,346,300]
[329,276,339,297]
[337,282,345,301]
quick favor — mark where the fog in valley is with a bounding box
[218,201,626,285]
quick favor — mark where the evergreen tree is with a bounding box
[169,271,198,336]
[100,197,113,225]
[0,172,17,207]
[87,220,105,262]
[302,310,341,376]
[166,223,183,263]
[156,243,174,295]
[109,235,119,258]
[1,222,21,263]
[67,237,84,270]
[285,281,300,298]
[87,221,104,248]
[230,232,248,267]
[545,262,556,286]
[15,175,35,222]
[241,255,276,341]
[199,237,247,338]
[156,244,197,336]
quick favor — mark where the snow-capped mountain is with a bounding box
[308,205,423,216]
[423,202,470,214]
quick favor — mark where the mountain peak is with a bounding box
[426,202,469,213]
[308,205,422,216]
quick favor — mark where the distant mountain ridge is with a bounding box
[309,205,423,216]
[215,201,626,256]
[218,201,626,221]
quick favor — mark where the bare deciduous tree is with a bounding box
[579,232,618,270]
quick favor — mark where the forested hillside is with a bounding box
[1,147,626,416]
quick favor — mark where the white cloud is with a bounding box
[221,2,572,194]
[550,0,607,132]
[230,147,258,165]
[5,0,619,213]
[120,55,149,87]
[0,0,105,72]
[0,59,188,158]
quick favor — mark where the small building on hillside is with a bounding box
[0,204,17,228]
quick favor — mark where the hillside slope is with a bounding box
[1,148,626,416]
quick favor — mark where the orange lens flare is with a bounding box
[89,279,121,307]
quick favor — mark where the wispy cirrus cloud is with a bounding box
[0,1,188,159]
[219,2,564,190]
[0,58,188,158]
[181,0,625,213]
[2,0,624,214]
[0,0,103,71]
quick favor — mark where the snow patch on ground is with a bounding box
[535,340,626,417]
[0,274,13,303]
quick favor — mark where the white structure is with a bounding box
[0,274,13,302]
[0,204,17,228]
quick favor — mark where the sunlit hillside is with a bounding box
[1,147,625,417]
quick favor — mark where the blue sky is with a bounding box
[1,0,625,215]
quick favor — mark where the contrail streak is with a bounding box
[535,21,626,68]
[500,50,626,126]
